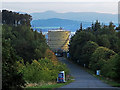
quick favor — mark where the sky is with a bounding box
[2,0,119,2]
[1,0,120,14]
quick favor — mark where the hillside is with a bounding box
[30,11,117,23]
[31,18,91,32]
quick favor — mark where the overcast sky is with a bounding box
[2,0,119,2]
[2,0,119,14]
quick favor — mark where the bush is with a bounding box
[2,39,25,88]
[80,41,99,67]
[101,55,117,79]
[97,34,110,48]
[69,31,96,64]
[45,49,58,65]
[89,47,116,71]
[17,58,69,83]
[100,53,120,81]
[114,53,120,82]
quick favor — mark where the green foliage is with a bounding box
[2,10,32,26]
[69,21,120,82]
[80,41,99,67]
[108,35,119,53]
[69,31,96,64]
[2,39,25,88]
[97,34,110,48]
[100,53,120,82]
[89,47,116,71]
[93,20,101,31]
[114,53,120,82]
[101,55,117,79]
[17,58,69,83]
[2,24,48,63]
[109,22,115,30]
[2,10,49,88]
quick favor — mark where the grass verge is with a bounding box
[25,76,74,89]
[82,67,120,87]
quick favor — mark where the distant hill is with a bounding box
[31,18,92,32]
[30,11,118,23]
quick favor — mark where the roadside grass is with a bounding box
[96,76,120,87]
[66,57,120,87]
[25,76,74,89]
[82,67,120,87]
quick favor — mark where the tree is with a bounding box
[116,24,120,30]
[2,10,49,88]
[101,55,117,79]
[76,23,83,34]
[81,41,99,67]
[89,47,116,71]
[80,23,83,31]
[97,34,110,48]
[2,39,25,88]
[109,22,115,31]
[108,35,119,53]
[69,31,96,63]
[2,10,32,26]
[114,53,120,82]
[94,20,101,31]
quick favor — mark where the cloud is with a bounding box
[2,0,119,2]
[2,2,118,14]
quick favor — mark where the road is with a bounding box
[57,57,119,89]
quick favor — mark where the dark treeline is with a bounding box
[2,10,47,88]
[2,10,69,89]
[69,21,120,82]
[2,10,32,26]
[2,10,47,63]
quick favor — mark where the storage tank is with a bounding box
[48,29,70,52]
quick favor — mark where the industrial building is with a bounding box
[48,29,70,52]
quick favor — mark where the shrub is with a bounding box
[45,49,58,65]
[69,31,96,64]
[101,55,117,79]
[2,39,25,88]
[97,34,110,48]
[80,41,99,67]
[17,58,69,83]
[114,53,120,82]
[89,47,116,71]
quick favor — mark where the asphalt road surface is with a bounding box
[57,57,120,89]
